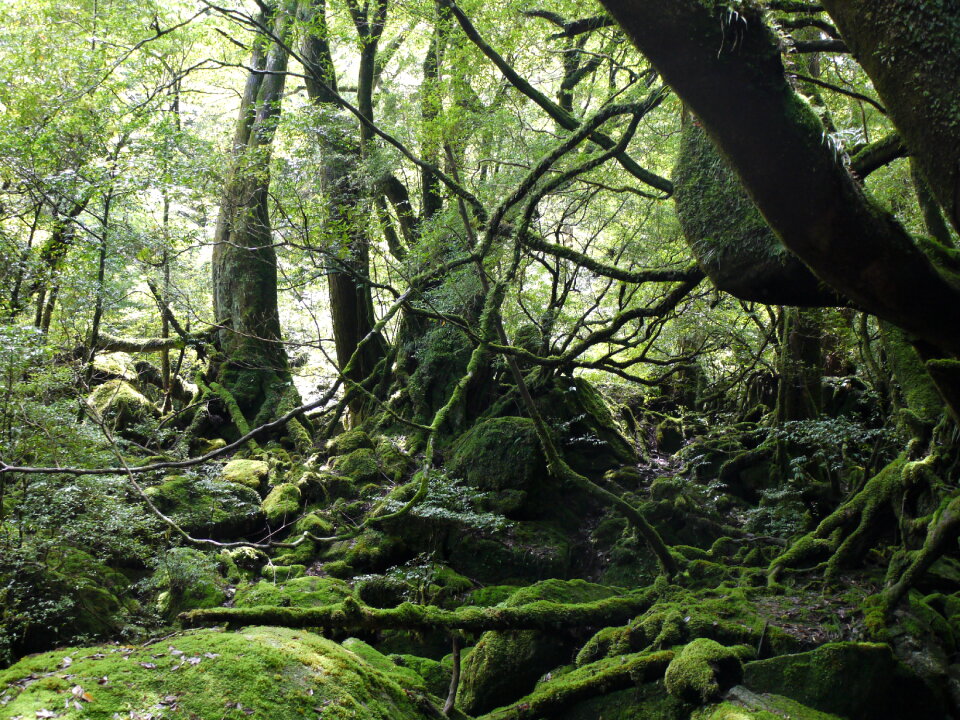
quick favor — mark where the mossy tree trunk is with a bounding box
[821,0,960,235]
[601,0,960,358]
[210,7,294,422]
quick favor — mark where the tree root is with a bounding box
[769,452,948,588]
[477,650,673,720]
[883,492,960,611]
[180,591,656,634]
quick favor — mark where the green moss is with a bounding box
[551,683,687,720]
[327,429,374,456]
[694,695,842,720]
[88,379,159,428]
[262,483,302,524]
[743,642,943,719]
[448,416,545,516]
[391,654,449,697]
[298,470,357,502]
[233,575,352,608]
[222,458,270,493]
[341,638,427,692]
[481,650,673,720]
[0,627,435,719]
[457,579,621,715]
[374,437,414,482]
[262,564,306,582]
[331,447,381,484]
[664,638,743,705]
[145,474,264,538]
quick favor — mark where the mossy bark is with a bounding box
[601,0,960,357]
[821,1,960,235]
[210,9,294,422]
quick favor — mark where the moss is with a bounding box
[233,575,353,609]
[481,650,674,720]
[88,379,159,428]
[743,642,943,719]
[448,416,545,517]
[328,429,374,455]
[295,510,334,537]
[298,470,357,502]
[533,377,638,475]
[694,696,841,720]
[391,654,449,696]
[551,682,687,720]
[262,564,306,582]
[262,483,302,524]
[0,627,436,719]
[457,579,622,715]
[673,116,836,306]
[464,585,519,607]
[664,638,743,705]
[331,447,381,484]
[341,638,428,692]
[445,521,573,583]
[222,458,270,493]
[374,436,413,482]
[145,474,264,538]
[198,437,229,454]
[324,560,354,579]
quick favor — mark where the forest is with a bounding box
[0,0,958,718]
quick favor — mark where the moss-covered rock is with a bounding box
[145,475,264,538]
[222,458,270,493]
[298,470,357,502]
[262,483,302,524]
[233,575,352,608]
[456,579,621,715]
[0,627,439,719]
[391,654,450,697]
[328,428,374,456]
[331,447,381,484]
[552,682,687,720]
[533,377,638,475]
[448,416,546,517]
[88,379,159,429]
[664,638,743,705]
[743,642,943,719]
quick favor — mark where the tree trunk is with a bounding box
[210,9,292,421]
[301,0,387,417]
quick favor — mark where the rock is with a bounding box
[331,447,381,484]
[448,416,547,517]
[664,638,743,705]
[0,627,438,720]
[145,475,263,538]
[327,428,373,455]
[233,576,352,608]
[222,458,270,493]
[456,579,621,715]
[743,641,944,720]
[262,483,301,524]
[88,379,158,429]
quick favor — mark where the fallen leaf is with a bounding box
[139,663,157,669]
[203,652,219,659]
[35,710,57,719]
[59,657,72,669]
[186,656,201,665]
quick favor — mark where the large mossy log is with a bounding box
[180,592,656,633]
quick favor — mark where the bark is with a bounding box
[300,0,388,414]
[600,0,960,358]
[821,1,960,234]
[211,10,292,419]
